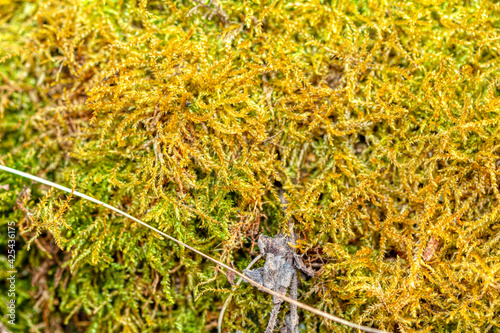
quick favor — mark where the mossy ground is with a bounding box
[1,0,500,332]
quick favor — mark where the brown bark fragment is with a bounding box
[423,236,439,261]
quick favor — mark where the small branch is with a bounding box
[262,129,283,145]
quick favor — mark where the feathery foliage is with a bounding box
[1,0,500,332]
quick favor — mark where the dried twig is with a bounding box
[262,129,283,145]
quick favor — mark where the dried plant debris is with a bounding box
[422,236,439,261]
[244,234,314,333]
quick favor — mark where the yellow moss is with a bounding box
[1,0,500,332]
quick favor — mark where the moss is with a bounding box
[1,0,500,332]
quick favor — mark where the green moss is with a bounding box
[1,0,500,332]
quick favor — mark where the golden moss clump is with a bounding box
[1,0,500,332]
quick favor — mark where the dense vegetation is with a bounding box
[1,0,499,332]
